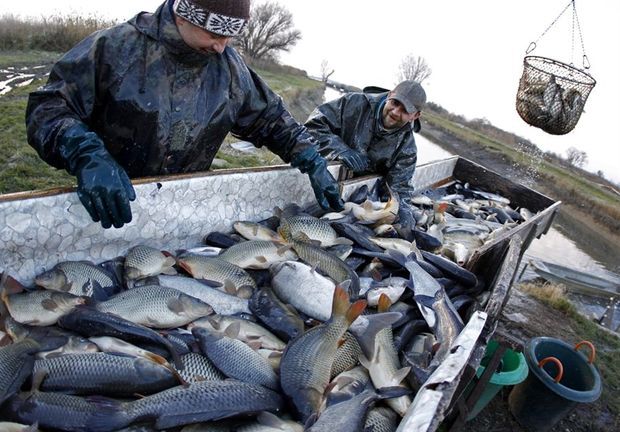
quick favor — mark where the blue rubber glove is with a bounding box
[338,148,370,173]
[292,148,344,211]
[59,124,136,229]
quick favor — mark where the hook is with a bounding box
[526,42,537,54]
[582,55,591,69]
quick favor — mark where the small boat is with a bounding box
[528,259,620,299]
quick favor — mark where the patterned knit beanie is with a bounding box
[173,0,251,37]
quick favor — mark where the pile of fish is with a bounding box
[517,74,584,131]
[0,180,532,431]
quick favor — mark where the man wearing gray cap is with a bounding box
[305,80,427,228]
[26,0,343,230]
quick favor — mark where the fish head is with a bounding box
[174,294,214,319]
[34,268,68,291]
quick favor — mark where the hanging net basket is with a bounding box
[516,56,596,135]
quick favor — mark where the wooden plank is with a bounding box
[396,311,488,432]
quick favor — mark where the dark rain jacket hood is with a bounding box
[305,91,418,199]
[26,0,314,178]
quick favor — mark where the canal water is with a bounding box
[323,87,620,330]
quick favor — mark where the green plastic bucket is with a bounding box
[508,337,601,432]
[465,340,529,420]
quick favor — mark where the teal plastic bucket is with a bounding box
[508,337,601,432]
[465,340,528,420]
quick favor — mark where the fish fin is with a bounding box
[346,299,367,325]
[334,237,354,245]
[359,353,372,370]
[268,351,282,359]
[392,366,412,385]
[247,340,262,351]
[177,261,194,276]
[330,284,351,319]
[143,352,187,385]
[224,322,241,339]
[256,256,268,264]
[236,285,254,299]
[85,397,127,431]
[371,268,382,282]
[198,279,224,288]
[167,298,185,314]
[257,411,284,428]
[351,312,402,359]
[30,367,48,393]
[337,337,346,348]
[162,267,178,275]
[1,273,26,297]
[41,298,59,311]
[304,413,319,430]
[161,250,174,258]
[276,244,293,256]
[277,218,292,241]
[224,280,237,295]
[377,293,392,313]
[376,385,413,400]
[293,231,312,244]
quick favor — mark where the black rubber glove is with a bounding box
[338,148,370,173]
[291,147,344,211]
[59,124,136,229]
[398,200,417,228]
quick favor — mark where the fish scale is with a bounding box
[285,215,347,246]
[95,380,284,430]
[193,328,279,390]
[5,290,85,326]
[36,261,116,298]
[124,245,176,280]
[218,240,297,269]
[96,285,213,328]
[174,353,225,383]
[5,391,108,431]
[175,255,256,296]
[34,352,179,396]
[0,339,39,405]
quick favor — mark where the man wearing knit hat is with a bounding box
[26,0,343,229]
[305,80,427,229]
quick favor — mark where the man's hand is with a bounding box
[75,150,136,229]
[59,124,136,229]
[338,148,370,173]
[291,147,344,211]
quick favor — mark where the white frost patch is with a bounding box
[16,78,34,88]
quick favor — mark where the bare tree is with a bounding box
[397,54,432,83]
[235,2,301,61]
[320,59,334,83]
[565,147,588,168]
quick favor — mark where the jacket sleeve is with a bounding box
[25,32,104,171]
[304,96,353,159]
[231,65,316,163]
[387,137,418,200]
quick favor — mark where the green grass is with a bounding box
[0,78,74,193]
[0,50,61,66]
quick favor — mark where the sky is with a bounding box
[7,0,620,182]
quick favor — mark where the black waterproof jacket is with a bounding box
[305,91,417,199]
[26,0,314,178]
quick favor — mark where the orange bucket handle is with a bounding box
[538,357,564,383]
[574,340,596,364]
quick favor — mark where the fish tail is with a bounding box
[331,282,367,324]
[86,397,129,432]
[377,293,392,313]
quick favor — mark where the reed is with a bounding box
[0,13,118,52]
